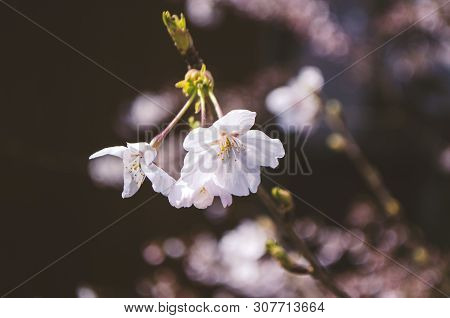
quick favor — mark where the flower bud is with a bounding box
[162,11,193,55]
[266,239,291,267]
[175,64,214,97]
[325,99,342,117]
[384,198,400,216]
[413,246,428,265]
[188,116,200,129]
[326,133,346,151]
[271,187,294,211]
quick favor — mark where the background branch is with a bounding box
[258,187,350,297]
[324,100,401,218]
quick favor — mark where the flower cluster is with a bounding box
[89,13,285,210]
[168,109,285,209]
[90,70,285,209]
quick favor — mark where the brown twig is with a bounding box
[324,100,401,218]
[258,187,350,297]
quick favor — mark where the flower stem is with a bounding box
[198,89,207,126]
[151,92,196,148]
[208,90,223,118]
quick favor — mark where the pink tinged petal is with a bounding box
[183,127,220,152]
[240,130,285,169]
[213,109,256,135]
[219,192,232,208]
[89,146,127,160]
[143,164,175,196]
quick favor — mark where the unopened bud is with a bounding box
[266,239,313,274]
[188,116,200,130]
[326,99,342,117]
[175,64,214,97]
[266,239,291,267]
[271,187,293,210]
[326,133,346,151]
[413,246,428,265]
[384,198,400,216]
[162,11,192,55]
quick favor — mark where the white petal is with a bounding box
[213,109,256,135]
[143,164,175,196]
[183,127,220,152]
[244,168,261,194]
[185,141,260,196]
[127,142,157,166]
[168,180,196,208]
[219,192,232,208]
[212,156,256,196]
[179,148,219,187]
[89,146,127,160]
[126,142,152,155]
[205,180,232,208]
[122,166,144,198]
[122,156,146,198]
[192,189,214,209]
[241,130,285,169]
[143,147,157,166]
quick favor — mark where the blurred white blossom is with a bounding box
[76,285,98,298]
[88,155,123,189]
[126,91,178,128]
[185,218,304,297]
[266,66,324,130]
[186,0,223,27]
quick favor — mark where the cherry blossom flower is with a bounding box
[169,173,232,209]
[168,109,285,209]
[89,142,174,198]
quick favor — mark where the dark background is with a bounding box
[0,0,449,297]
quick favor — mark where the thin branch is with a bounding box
[257,187,350,297]
[324,101,401,217]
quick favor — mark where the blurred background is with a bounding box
[0,0,449,297]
